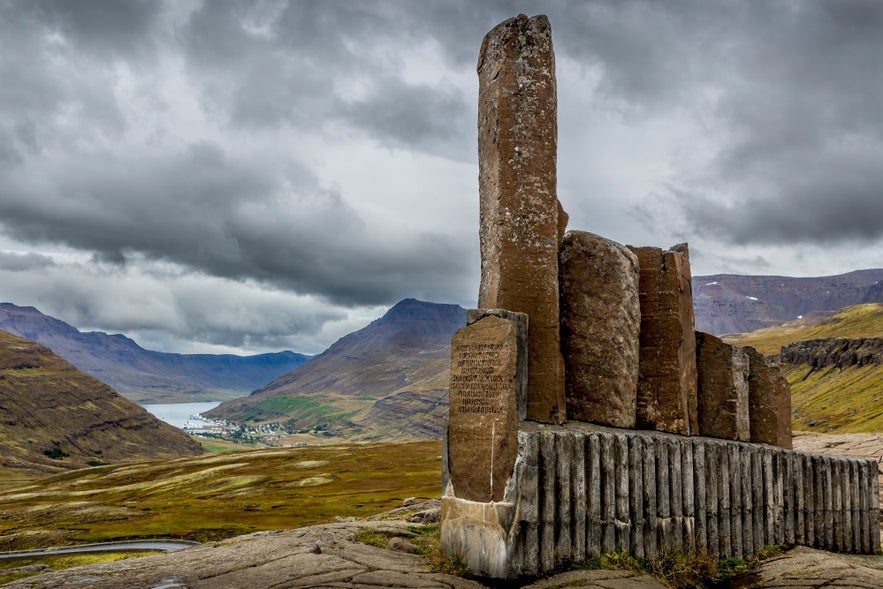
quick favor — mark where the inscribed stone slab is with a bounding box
[448,315,520,502]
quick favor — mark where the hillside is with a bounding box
[207,299,465,440]
[0,303,310,403]
[0,330,202,478]
[724,304,883,433]
[693,269,883,335]
[725,303,883,355]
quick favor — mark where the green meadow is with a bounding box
[0,440,441,551]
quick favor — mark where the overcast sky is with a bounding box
[1,1,881,356]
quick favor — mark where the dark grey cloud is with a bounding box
[0,251,55,272]
[1,0,881,353]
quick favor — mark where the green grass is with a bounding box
[722,303,883,434]
[0,441,442,551]
[572,545,784,588]
[786,363,883,432]
[355,525,467,576]
[725,303,883,355]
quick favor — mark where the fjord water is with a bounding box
[141,401,222,429]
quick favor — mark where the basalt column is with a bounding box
[744,347,793,449]
[695,332,750,441]
[629,244,699,435]
[559,231,640,427]
[477,14,566,424]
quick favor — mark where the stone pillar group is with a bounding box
[440,13,839,580]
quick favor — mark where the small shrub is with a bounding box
[42,443,68,460]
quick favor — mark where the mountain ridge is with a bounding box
[0,329,202,477]
[692,268,883,335]
[207,298,466,440]
[0,303,311,403]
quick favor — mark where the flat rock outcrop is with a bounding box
[780,337,883,368]
[559,231,640,428]
[476,14,565,424]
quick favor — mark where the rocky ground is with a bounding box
[3,432,881,589]
[792,431,883,508]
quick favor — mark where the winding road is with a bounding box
[0,540,199,560]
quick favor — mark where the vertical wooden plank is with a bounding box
[540,430,557,573]
[614,435,630,553]
[804,454,815,547]
[754,447,765,550]
[518,432,540,576]
[555,431,573,565]
[793,452,805,546]
[670,439,684,551]
[783,449,794,545]
[832,458,842,553]
[814,455,825,549]
[693,440,707,552]
[642,436,657,558]
[681,440,695,550]
[600,433,616,554]
[718,443,731,558]
[870,458,880,554]
[772,449,785,546]
[587,433,602,558]
[572,431,587,564]
[656,437,671,551]
[705,442,719,557]
[741,447,753,557]
[851,459,861,553]
[824,456,834,551]
[730,444,743,558]
[629,435,645,559]
[859,460,870,553]
[842,457,853,553]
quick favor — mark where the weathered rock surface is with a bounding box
[476,14,565,424]
[744,346,793,449]
[629,244,699,435]
[780,337,883,368]
[744,546,883,589]
[559,231,640,428]
[8,520,881,589]
[448,314,522,502]
[695,332,750,441]
[2,522,486,589]
[792,431,883,511]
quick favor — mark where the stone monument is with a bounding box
[441,13,878,580]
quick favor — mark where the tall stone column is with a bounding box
[629,243,699,435]
[477,14,566,424]
[695,332,750,441]
[744,347,793,449]
[559,231,640,428]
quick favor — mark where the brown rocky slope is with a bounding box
[0,330,202,477]
[207,299,466,440]
[693,269,883,335]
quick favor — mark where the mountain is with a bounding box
[692,269,883,335]
[0,303,311,403]
[207,299,466,440]
[0,329,202,477]
[724,303,883,433]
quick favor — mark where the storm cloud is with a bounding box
[1,0,881,354]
